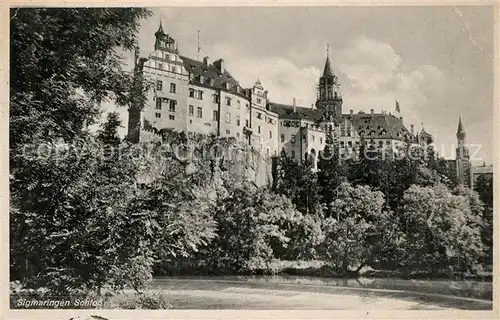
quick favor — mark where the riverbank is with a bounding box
[112,277,493,310]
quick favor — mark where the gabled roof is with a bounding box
[268,102,322,121]
[179,56,248,98]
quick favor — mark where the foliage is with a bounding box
[9,7,155,294]
[396,184,484,274]
[320,182,397,274]
[273,151,322,215]
[317,132,349,206]
[206,183,308,273]
[347,144,434,209]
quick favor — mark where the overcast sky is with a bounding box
[105,6,494,164]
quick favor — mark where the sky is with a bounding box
[103,6,494,164]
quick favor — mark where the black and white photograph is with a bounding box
[5,2,497,316]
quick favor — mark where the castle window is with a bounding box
[169,115,175,120]
[158,63,163,70]
[281,134,285,143]
[236,116,241,126]
[189,88,195,97]
[245,119,250,127]
[269,131,272,139]
[258,126,261,134]
[225,113,231,123]
[320,137,323,144]
[170,83,176,93]
[155,99,162,110]
[157,80,163,91]
[378,141,384,148]
[197,90,204,100]
[189,105,194,116]
[155,113,161,118]
[237,100,241,109]
[213,110,219,121]
[169,100,176,112]
[257,113,262,119]
[226,129,230,134]
[291,135,296,144]
[291,150,296,158]
[256,97,262,104]
[197,107,202,118]
[225,97,231,106]
[312,135,315,142]
[212,94,219,103]
[348,141,353,148]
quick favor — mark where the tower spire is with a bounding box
[457,115,465,136]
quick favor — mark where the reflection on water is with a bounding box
[153,275,492,300]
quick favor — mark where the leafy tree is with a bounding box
[317,131,348,206]
[474,174,493,265]
[209,183,306,273]
[347,143,434,209]
[475,174,493,209]
[273,151,322,215]
[321,182,397,275]
[397,184,484,274]
[10,8,153,293]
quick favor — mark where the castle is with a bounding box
[127,22,476,183]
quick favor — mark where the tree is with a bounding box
[209,183,306,273]
[397,184,484,275]
[317,131,348,206]
[474,174,493,265]
[321,182,397,275]
[273,151,322,215]
[10,8,153,293]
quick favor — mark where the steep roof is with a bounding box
[348,113,413,141]
[322,56,333,77]
[268,102,322,121]
[457,116,465,135]
[179,56,248,99]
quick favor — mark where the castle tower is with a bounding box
[316,45,343,122]
[456,116,470,186]
[154,21,178,53]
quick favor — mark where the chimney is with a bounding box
[370,109,374,114]
[203,56,210,66]
[293,98,296,113]
[410,124,414,135]
[350,109,353,115]
[215,58,224,73]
